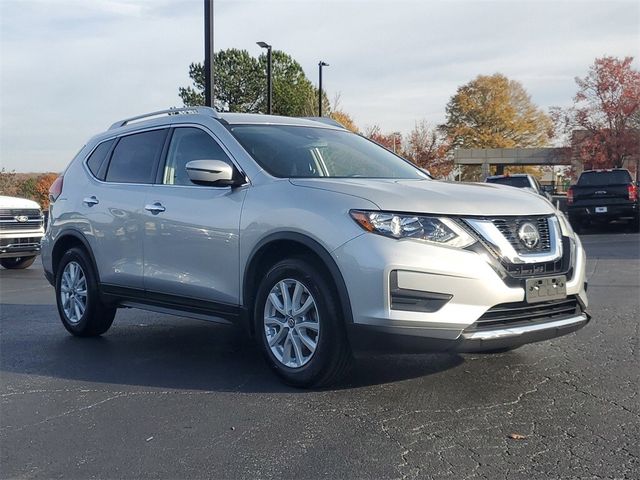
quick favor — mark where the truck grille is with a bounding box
[491,216,551,254]
[0,208,41,218]
[473,296,580,329]
[0,208,43,231]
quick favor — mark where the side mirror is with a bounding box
[185,160,239,187]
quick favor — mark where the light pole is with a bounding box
[257,41,273,114]
[204,0,214,108]
[318,61,329,117]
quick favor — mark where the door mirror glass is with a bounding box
[185,160,235,186]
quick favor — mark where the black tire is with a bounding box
[253,257,352,388]
[1,256,36,269]
[55,247,116,337]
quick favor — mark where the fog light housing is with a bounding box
[389,271,452,313]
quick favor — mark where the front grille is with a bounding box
[491,216,551,254]
[0,208,43,232]
[0,208,41,219]
[473,296,580,330]
[0,220,43,231]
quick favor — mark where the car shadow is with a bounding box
[0,306,464,393]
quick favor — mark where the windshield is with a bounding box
[486,176,531,188]
[229,125,426,179]
[577,170,632,186]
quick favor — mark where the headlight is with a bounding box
[350,210,476,248]
[556,211,575,237]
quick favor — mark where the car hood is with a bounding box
[0,195,41,210]
[289,178,555,216]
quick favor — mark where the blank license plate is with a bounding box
[595,206,608,213]
[526,275,567,303]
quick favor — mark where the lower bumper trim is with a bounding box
[348,312,591,354]
[462,313,589,341]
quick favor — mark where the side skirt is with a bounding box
[100,284,247,327]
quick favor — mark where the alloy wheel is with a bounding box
[60,261,88,324]
[263,278,320,368]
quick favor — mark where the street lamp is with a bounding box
[257,41,273,114]
[204,0,215,108]
[318,61,329,117]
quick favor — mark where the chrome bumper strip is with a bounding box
[462,313,589,341]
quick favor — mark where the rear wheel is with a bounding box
[254,258,352,388]
[55,247,116,337]
[1,256,36,269]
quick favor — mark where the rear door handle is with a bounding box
[145,202,166,214]
[83,196,99,206]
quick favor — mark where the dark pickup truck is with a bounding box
[567,169,639,232]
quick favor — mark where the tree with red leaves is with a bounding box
[365,126,404,155]
[553,56,640,170]
[405,121,453,178]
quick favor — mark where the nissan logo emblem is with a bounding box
[517,222,540,249]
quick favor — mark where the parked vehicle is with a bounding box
[485,174,552,201]
[41,108,590,387]
[0,195,45,269]
[567,169,639,232]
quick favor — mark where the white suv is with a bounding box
[41,108,590,387]
[1,195,44,269]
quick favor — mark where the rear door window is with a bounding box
[86,139,114,180]
[105,129,168,184]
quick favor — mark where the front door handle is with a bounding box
[145,202,166,214]
[83,196,99,206]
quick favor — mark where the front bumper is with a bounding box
[0,234,43,259]
[333,232,588,353]
[348,311,590,353]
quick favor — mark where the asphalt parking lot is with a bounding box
[1,229,638,479]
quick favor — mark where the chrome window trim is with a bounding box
[82,123,250,189]
[464,216,562,264]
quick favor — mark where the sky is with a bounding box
[1,0,639,172]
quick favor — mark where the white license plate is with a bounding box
[595,206,608,213]
[526,275,567,303]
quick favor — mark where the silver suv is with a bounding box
[41,107,590,387]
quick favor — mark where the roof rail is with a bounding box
[302,117,346,129]
[109,107,219,130]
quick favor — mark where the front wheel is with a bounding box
[55,247,116,337]
[254,258,352,388]
[1,256,36,269]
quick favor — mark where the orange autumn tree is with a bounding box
[442,73,552,180]
[443,73,552,149]
[35,173,59,209]
[330,110,359,133]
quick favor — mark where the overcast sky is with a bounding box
[1,0,638,172]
